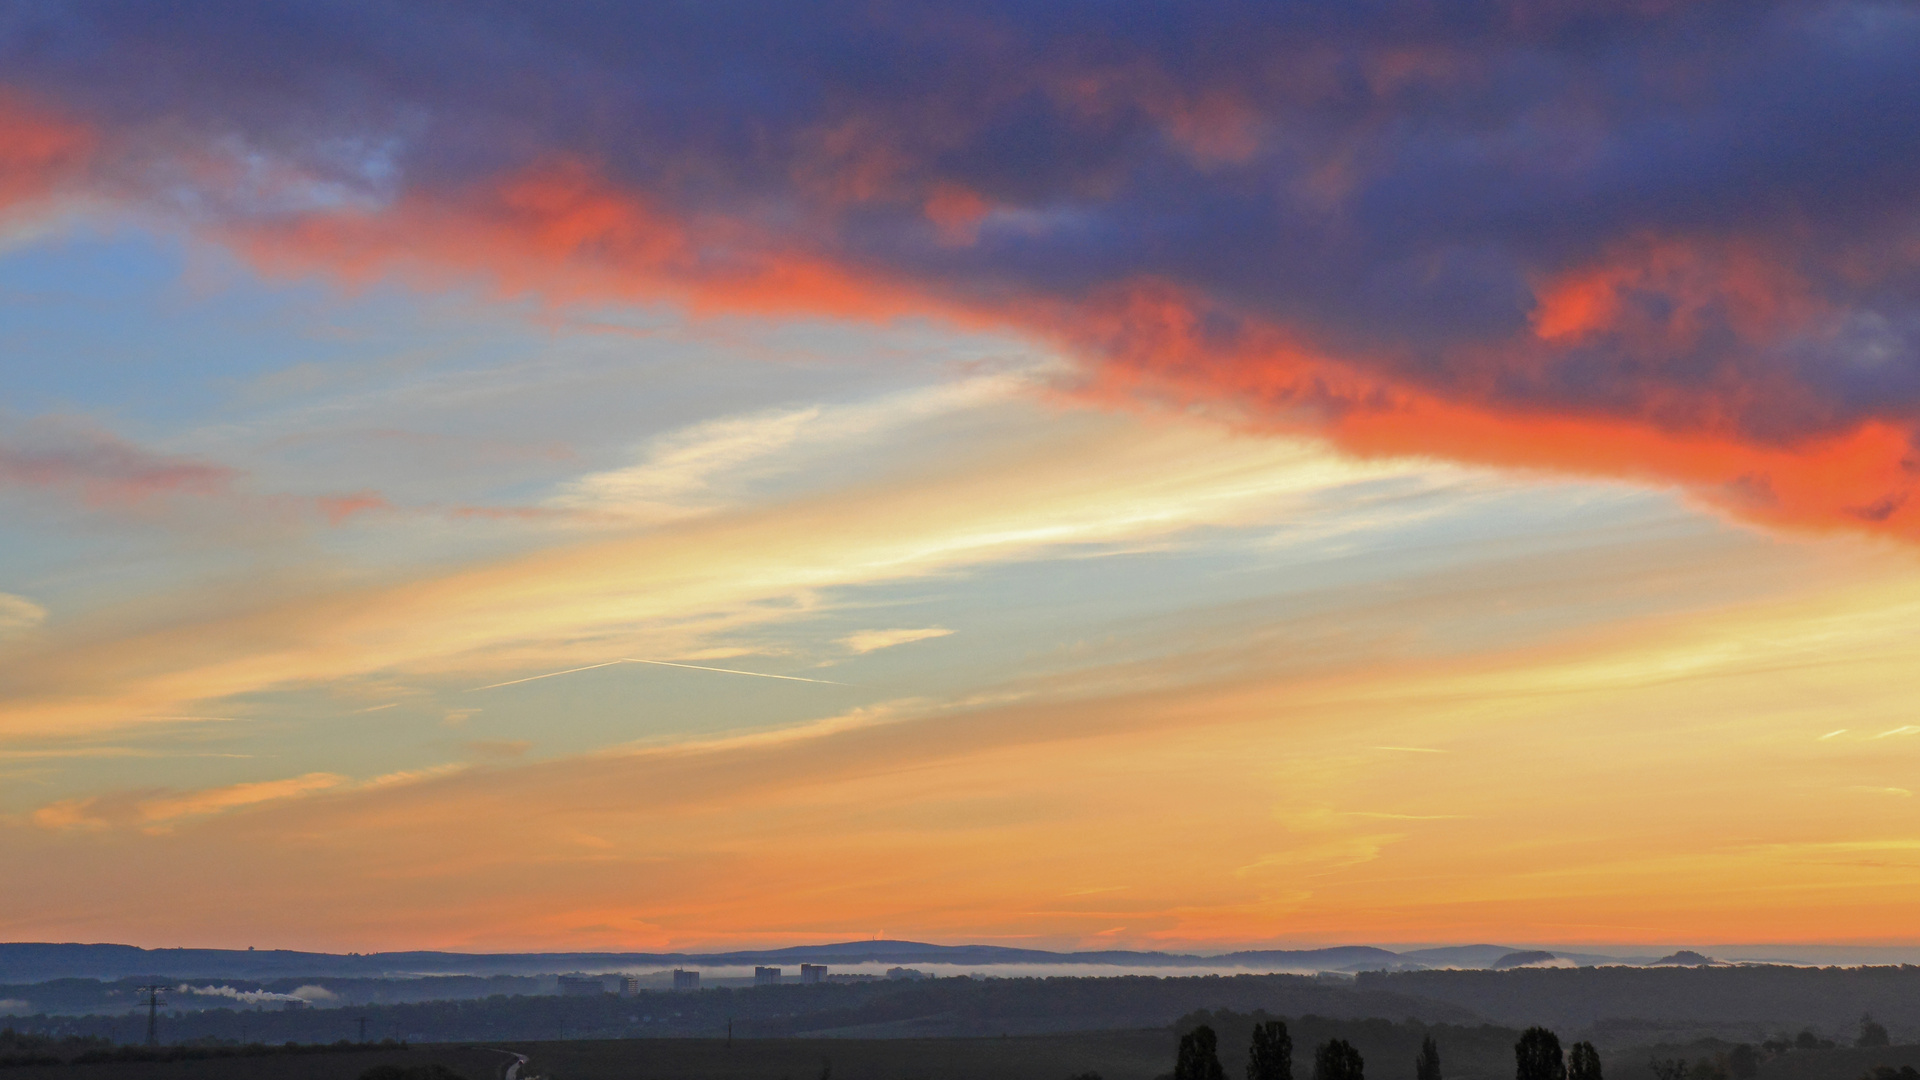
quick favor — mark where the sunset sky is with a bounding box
[4,1,1920,954]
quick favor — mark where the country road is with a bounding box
[484,1048,530,1080]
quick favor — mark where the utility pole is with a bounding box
[727,1017,733,1048]
[355,1016,370,1044]
[134,985,167,1047]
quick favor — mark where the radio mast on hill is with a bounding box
[134,984,167,1047]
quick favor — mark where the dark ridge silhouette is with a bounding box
[1651,953,1716,967]
[1493,953,1558,970]
[0,942,1419,983]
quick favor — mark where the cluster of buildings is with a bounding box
[749,964,826,985]
[559,961,927,996]
[555,974,660,996]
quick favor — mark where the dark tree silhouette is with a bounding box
[1725,1045,1757,1080]
[1648,1060,1688,1080]
[1250,1020,1293,1080]
[1859,1015,1891,1048]
[1516,1028,1566,1080]
[1416,1036,1442,1080]
[1177,1025,1228,1080]
[1313,1039,1364,1080]
[1794,1031,1833,1051]
[1569,1041,1602,1080]
[357,1067,466,1080]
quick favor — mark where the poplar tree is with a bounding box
[1516,1028,1566,1080]
[1568,1042,1602,1080]
[1250,1021,1293,1080]
[1314,1039,1365,1080]
[1416,1036,1442,1080]
[1177,1025,1228,1080]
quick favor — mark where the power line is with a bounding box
[134,985,167,1047]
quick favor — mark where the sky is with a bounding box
[2,0,1920,955]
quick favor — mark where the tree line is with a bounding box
[1172,1020,1601,1080]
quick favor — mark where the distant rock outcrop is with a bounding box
[1650,950,1716,966]
[1492,951,1558,969]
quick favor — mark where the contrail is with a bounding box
[469,657,844,692]
[468,660,631,692]
[617,658,845,685]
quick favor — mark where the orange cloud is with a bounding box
[1530,235,1820,350]
[222,159,952,328]
[34,137,1911,547]
[31,772,345,833]
[1046,278,1920,541]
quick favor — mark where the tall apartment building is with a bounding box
[618,976,640,996]
[754,966,782,986]
[799,963,827,984]
[672,969,700,991]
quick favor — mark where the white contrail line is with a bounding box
[618,658,846,685]
[468,660,631,691]
[469,657,846,692]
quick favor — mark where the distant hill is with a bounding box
[1493,951,1559,969]
[0,939,1870,984]
[1398,945,1524,968]
[0,941,1421,982]
[1651,950,1718,966]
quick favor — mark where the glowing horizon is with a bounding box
[4,2,1920,954]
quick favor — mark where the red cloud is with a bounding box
[196,159,1920,542]
[0,94,93,208]
[8,1,1920,544]
[222,160,947,327]
[1054,278,1920,538]
[0,426,236,506]
[0,423,399,527]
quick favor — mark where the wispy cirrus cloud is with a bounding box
[0,593,45,639]
[0,409,1426,739]
[0,417,403,528]
[838,628,953,655]
[31,771,346,832]
[0,420,235,505]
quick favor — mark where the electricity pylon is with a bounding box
[134,985,168,1047]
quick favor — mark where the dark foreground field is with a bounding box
[491,1040,1920,1080]
[518,1033,1173,1080]
[0,1045,507,1080]
[0,1036,1177,1080]
[6,1030,1920,1080]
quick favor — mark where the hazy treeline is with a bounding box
[6,968,1919,1055]
[0,975,1469,1046]
[0,975,541,1016]
[1358,968,1920,1038]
